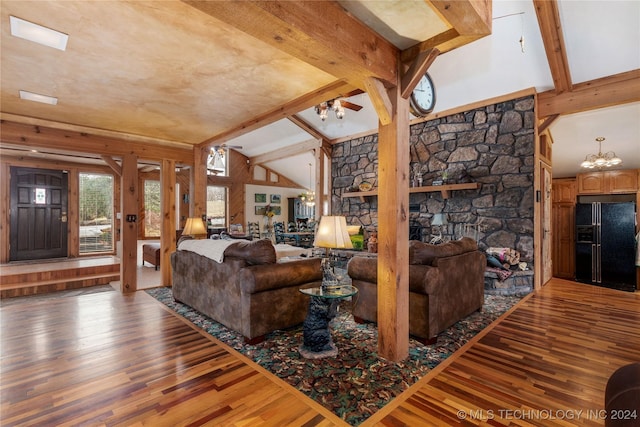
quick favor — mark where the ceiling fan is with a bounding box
[315,89,364,121]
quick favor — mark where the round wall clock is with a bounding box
[409,72,436,117]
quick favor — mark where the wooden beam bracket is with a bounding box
[101,155,122,176]
[364,77,393,126]
[401,48,440,99]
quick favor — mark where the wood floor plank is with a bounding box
[362,279,640,427]
[2,278,637,426]
[0,290,343,426]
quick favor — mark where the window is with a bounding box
[79,173,114,253]
[207,151,227,176]
[144,180,161,238]
[206,186,227,228]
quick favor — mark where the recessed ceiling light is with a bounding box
[19,90,58,105]
[9,16,68,51]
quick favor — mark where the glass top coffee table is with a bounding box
[299,285,358,359]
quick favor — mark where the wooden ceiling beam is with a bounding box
[288,115,330,143]
[401,0,492,63]
[430,0,492,35]
[183,0,398,88]
[538,69,640,117]
[249,139,321,165]
[0,120,193,165]
[533,0,572,93]
[198,80,357,148]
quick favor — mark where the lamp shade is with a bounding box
[431,213,447,226]
[183,217,207,237]
[313,216,353,249]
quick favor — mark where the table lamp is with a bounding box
[313,216,353,291]
[430,213,447,244]
[314,216,353,256]
[182,217,207,239]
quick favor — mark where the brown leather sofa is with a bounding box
[347,237,485,344]
[171,239,322,344]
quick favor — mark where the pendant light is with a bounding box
[580,137,622,169]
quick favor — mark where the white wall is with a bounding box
[244,184,305,229]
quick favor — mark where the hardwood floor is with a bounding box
[1,278,638,426]
[362,279,640,426]
[0,290,342,426]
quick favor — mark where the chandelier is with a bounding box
[315,98,346,121]
[299,163,315,207]
[580,137,622,169]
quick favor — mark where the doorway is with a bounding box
[9,167,68,261]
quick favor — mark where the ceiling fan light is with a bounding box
[316,102,329,121]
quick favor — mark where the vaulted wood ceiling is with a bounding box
[1,1,638,182]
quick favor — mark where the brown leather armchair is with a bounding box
[347,237,485,344]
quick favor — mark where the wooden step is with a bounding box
[0,257,120,298]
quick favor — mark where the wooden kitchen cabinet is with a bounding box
[577,172,605,194]
[552,178,576,203]
[552,202,575,279]
[577,169,639,194]
[552,178,576,279]
[607,169,639,193]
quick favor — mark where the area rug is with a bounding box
[147,287,522,425]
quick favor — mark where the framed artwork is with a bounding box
[273,206,281,215]
[255,206,267,215]
[270,194,281,204]
[255,193,266,203]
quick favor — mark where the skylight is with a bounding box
[19,90,58,105]
[9,16,68,51]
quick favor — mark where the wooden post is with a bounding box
[160,159,176,286]
[66,170,79,258]
[376,84,410,362]
[0,163,9,263]
[315,147,322,219]
[191,146,207,220]
[120,153,138,293]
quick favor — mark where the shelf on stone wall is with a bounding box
[341,182,480,202]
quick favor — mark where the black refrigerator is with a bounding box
[575,200,637,292]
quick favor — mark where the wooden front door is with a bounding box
[10,167,68,261]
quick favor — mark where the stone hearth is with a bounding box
[484,269,533,296]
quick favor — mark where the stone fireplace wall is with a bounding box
[331,95,535,264]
